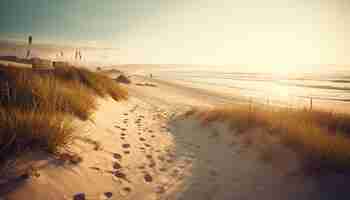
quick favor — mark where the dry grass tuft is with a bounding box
[0,65,127,159]
[53,66,128,101]
[0,108,73,155]
[187,104,350,173]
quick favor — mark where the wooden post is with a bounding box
[310,97,313,111]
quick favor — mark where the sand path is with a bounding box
[1,94,195,200]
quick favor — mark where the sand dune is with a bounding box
[1,69,350,200]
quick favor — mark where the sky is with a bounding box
[0,0,349,66]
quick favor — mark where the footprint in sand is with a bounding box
[113,170,129,182]
[120,187,132,196]
[121,128,127,131]
[123,113,128,116]
[104,192,113,199]
[144,143,151,147]
[146,155,153,159]
[138,165,146,170]
[139,137,146,142]
[144,173,153,183]
[113,162,122,170]
[113,153,122,160]
[89,166,101,171]
[151,135,156,138]
[121,133,126,136]
[123,150,131,154]
[122,144,131,149]
[73,193,85,200]
[159,167,167,172]
[149,161,156,168]
[120,137,125,140]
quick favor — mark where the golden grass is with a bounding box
[0,65,127,159]
[53,66,128,101]
[0,108,73,155]
[189,104,350,172]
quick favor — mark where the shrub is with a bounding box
[189,104,350,172]
[0,108,73,158]
[0,65,127,159]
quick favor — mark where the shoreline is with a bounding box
[128,74,350,115]
[110,63,350,114]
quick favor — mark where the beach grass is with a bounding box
[54,66,128,101]
[0,65,127,159]
[187,104,350,173]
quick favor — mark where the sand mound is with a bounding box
[115,74,131,84]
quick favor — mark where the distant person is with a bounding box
[26,35,33,58]
[79,50,82,60]
[28,35,32,45]
[150,73,153,78]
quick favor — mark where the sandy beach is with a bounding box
[0,65,348,200]
[2,0,350,198]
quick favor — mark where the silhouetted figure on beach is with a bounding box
[79,50,82,60]
[26,35,33,58]
[28,35,32,45]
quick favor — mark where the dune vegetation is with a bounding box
[0,65,127,160]
[185,104,350,174]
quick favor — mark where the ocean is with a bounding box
[144,65,350,108]
[1,43,349,109]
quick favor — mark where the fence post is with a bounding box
[309,97,313,111]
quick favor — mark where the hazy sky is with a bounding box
[0,0,349,66]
